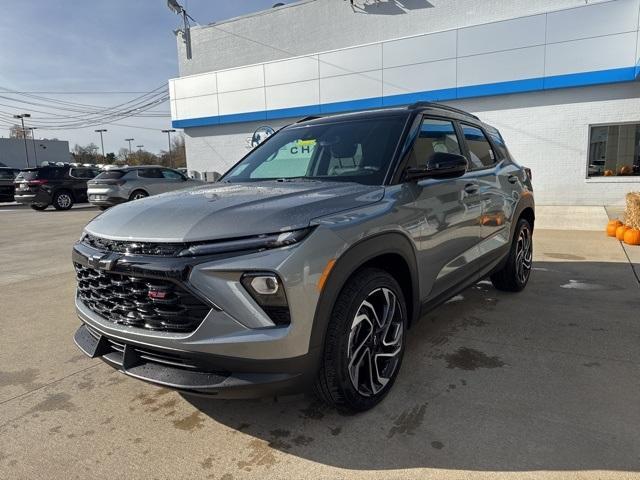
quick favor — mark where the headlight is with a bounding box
[177,227,313,257]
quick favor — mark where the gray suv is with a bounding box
[87,165,203,208]
[72,102,534,411]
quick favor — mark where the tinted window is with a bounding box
[0,169,16,180]
[462,125,496,169]
[95,170,126,179]
[406,118,461,168]
[70,168,98,179]
[588,124,640,177]
[137,168,162,179]
[161,169,183,179]
[224,116,406,186]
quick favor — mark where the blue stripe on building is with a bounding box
[172,66,640,129]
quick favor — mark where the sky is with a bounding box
[0,0,281,154]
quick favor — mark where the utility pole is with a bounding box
[125,138,134,156]
[28,127,39,166]
[95,129,107,157]
[136,145,144,152]
[13,113,31,168]
[161,129,176,168]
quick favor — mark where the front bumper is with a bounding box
[71,228,346,397]
[74,322,315,397]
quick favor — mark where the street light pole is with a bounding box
[28,127,39,166]
[13,113,31,168]
[125,138,134,156]
[161,129,176,168]
[95,129,107,157]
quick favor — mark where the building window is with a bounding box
[588,124,640,177]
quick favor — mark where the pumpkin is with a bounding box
[604,169,614,177]
[607,220,623,237]
[624,229,640,245]
[619,165,633,176]
[616,225,630,241]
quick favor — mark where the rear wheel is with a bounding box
[314,268,406,412]
[490,218,533,292]
[52,191,73,211]
[30,203,48,211]
[129,190,148,201]
[98,206,109,211]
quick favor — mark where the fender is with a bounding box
[510,192,535,241]
[308,231,420,351]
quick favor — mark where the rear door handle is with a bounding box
[508,175,519,184]
[464,183,479,195]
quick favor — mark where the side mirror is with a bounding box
[405,152,468,181]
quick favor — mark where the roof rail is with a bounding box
[295,115,321,123]
[408,101,479,120]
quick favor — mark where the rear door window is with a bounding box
[461,124,497,169]
[137,168,163,179]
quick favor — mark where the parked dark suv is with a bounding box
[15,164,100,210]
[73,102,534,411]
[0,167,20,202]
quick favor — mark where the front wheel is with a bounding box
[30,203,48,211]
[314,268,407,412]
[490,218,533,292]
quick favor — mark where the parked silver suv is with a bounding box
[73,103,534,411]
[87,165,203,208]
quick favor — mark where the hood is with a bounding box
[85,181,384,242]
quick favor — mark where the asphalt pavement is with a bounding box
[1,204,639,480]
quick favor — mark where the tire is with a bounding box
[490,218,533,292]
[314,268,407,412]
[52,191,74,211]
[98,206,110,211]
[30,204,48,211]
[129,190,148,201]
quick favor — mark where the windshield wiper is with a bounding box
[275,177,318,183]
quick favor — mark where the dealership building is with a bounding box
[169,0,640,205]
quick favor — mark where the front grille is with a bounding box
[75,264,210,332]
[82,233,186,256]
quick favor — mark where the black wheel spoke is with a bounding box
[347,287,404,397]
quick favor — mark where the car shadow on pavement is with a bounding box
[184,260,640,473]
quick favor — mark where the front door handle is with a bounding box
[464,183,479,195]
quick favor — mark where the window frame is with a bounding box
[458,121,499,171]
[585,120,640,182]
[394,114,469,184]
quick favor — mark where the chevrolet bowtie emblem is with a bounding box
[87,253,119,271]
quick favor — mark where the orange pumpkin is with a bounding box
[616,225,630,241]
[624,229,640,245]
[604,169,614,177]
[607,220,623,237]
[619,165,633,176]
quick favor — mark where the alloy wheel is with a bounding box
[347,287,404,397]
[57,194,72,209]
[515,225,532,284]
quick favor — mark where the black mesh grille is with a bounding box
[82,233,186,256]
[75,263,210,332]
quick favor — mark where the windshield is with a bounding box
[223,116,407,186]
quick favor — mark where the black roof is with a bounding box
[293,101,481,127]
